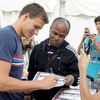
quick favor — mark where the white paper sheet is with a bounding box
[33,71,65,87]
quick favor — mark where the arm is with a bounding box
[79,49,100,100]
[89,34,100,53]
[0,32,57,92]
[65,50,79,86]
[0,60,57,92]
[78,34,87,55]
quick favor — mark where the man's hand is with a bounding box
[24,95,31,100]
[40,74,58,90]
[64,75,74,86]
[78,49,89,72]
[89,34,96,44]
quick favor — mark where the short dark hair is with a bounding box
[52,17,70,29]
[94,16,100,23]
[19,3,48,24]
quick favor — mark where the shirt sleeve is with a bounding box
[69,53,79,86]
[0,33,16,63]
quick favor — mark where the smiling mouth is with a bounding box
[29,31,34,36]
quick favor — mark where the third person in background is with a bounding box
[78,16,100,79]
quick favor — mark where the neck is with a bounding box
[12,19,22,37]
[96,33,100,36]
[98,33,100,35]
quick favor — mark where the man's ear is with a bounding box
[22,13,30,21]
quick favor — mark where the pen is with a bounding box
[50,67,53,73]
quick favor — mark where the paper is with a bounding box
[52,86,96,100]
[56,75,65,87]
[52,88,80,100]
[33,71,65,87]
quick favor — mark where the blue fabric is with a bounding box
[0,25,24,100]
[87,63,100,79]
[84,36,100,79]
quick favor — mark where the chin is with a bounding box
[53,44,59,47]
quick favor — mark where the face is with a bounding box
[21,14,45,39]
[49,23,69,47]
[95,21,100,33]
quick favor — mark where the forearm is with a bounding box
[70,63,79,86]
[78,41,84,55]
[0,76,43,92]
[79,49,100,100]
[80,70,92,100]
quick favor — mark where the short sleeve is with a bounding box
[0,32,16,63]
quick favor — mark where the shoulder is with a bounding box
[65,44,78,59]
[0,26,20,51]
[31,42,42,55]
[31,40,46,56]
[0,26,12,34]
[0,26,16,40]
[33,40,46,49]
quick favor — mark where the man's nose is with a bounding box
[34,29,39,35]
[54,35,59,40]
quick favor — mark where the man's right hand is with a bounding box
[24,95,31,100]
[40,74,57,90]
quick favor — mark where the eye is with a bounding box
[59,34,65,38]
[52,31,57,35]
[34,25,41,30]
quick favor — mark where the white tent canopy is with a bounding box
[0,0,59,26]
[65,0,100,16]
[0,0,100,49]
[0,0,58,13]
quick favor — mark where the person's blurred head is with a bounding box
[94,16,100,33]
[49,17,70,47]
[18,3,48,38]
[21,37,32,53]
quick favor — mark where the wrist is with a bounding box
[36,80,45,89]
[80,69,86,75]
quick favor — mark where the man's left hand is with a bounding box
[64,75,74,86]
